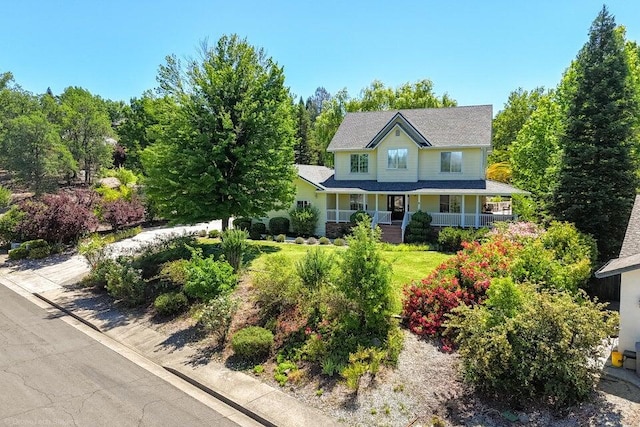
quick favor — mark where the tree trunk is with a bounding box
[222,217,229,231]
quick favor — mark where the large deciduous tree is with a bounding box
[59,87,113,184]
[3,112,75,193]
[141,35,297,229]
[552,6,639,260]
[489,87,545,164]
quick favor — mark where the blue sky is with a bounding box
[2,1,639,113]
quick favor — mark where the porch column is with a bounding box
[375,193,379,212]
[418,194,422,211]
[475,195,480,228]
[461,195,466,227]
[405,193,409,213]
[335,193,339,222]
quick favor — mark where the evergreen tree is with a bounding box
[552,6,638,260]
[294,97,315,164]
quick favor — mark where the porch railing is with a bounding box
[327,210,515,228]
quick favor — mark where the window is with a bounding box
[440,151,462,173]
[387,148,408,169]
[439,195,461,213]
[297,200,310,209]
[350,154,368,173]
[350,194,365,211]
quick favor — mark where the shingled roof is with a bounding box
[327,105,492,151]
[596,195,640,278]
[295,164,526,195]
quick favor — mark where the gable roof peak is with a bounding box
[327,105,492,151]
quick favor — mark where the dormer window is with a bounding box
[441,151,462,173]
[350,154,368,173]
[387,148,408,169]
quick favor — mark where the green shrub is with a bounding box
[83,258,117,289]
[307,237,317,245]
[404,211,435,244]
[8,246,28,260]
[231,326,274,360]
[340,222,392,333]
[78,234,109,269]
[24,239,48,249]
[0,185,11,208]
[333,238,345,246]
[208,229,220,239]
[232,218,251,231]
[297,248,334,293]
[448,280,619,407]
[349,210,371,224]
[132,234,196,278]
[269,217,290,235]
[0,206,25,244]
[154,292,188,315]
[289,205,319,237]
[105,258,146,306]
[159,259,189,286]
[249,222,266,240]
[197,229,207,237]
[437,227,487,252]
[184,248,237,301]
[221,228,248,272]
[319,236,330,245]
[275,234,286,243]
[253,255,301,317]
[341,347,386,390]
[295,237,305,244]
[28,246,50,259]
[195,294,238,343]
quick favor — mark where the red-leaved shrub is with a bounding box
[17,190,99,244]
[102,197,145,230]
[403,238,520,348]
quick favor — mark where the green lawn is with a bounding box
[208,239,452,313]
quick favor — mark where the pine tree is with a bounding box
[552,6,638,260]
[294,97,315,164]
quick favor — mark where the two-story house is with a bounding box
[267,105,526,242]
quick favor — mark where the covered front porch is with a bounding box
[325,193,515,229]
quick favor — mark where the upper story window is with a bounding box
[441,151,462,173]
[387,148,408,169]
[439,195,461,213]
[350,154,368,173]
[297,200,311,209]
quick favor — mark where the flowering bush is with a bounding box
[403,237,520,347]
[489,221,543,242]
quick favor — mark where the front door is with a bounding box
[387,195,405,221]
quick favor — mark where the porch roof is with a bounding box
[318,177,526,196]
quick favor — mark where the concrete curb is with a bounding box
[33,292,102,333]
[164,366,275,427]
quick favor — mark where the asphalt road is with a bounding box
[0,285,243,427]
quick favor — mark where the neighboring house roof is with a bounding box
[596,195,640,278]
[295,164,527,196]
[327,105,492,151]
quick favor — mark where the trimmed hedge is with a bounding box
[250,222,267,240]
[232,218,252,231]
[231,326,274,360]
